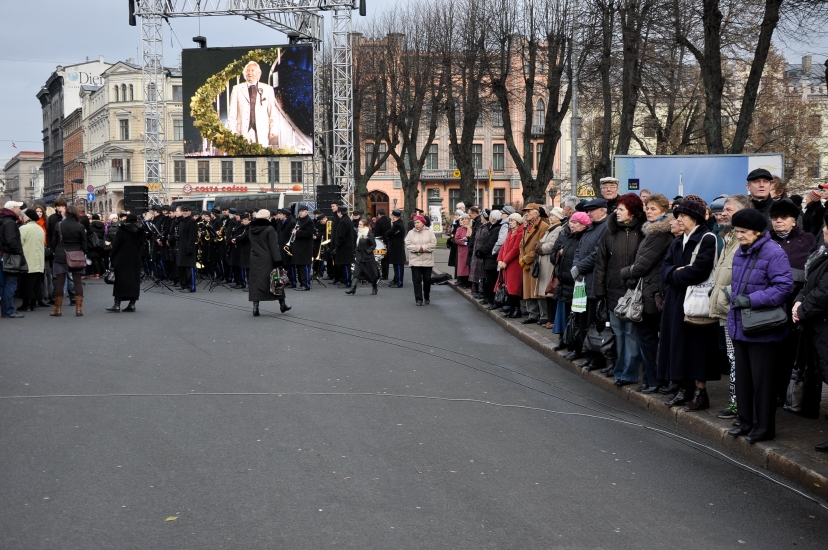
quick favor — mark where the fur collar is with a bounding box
[643,214,673,235]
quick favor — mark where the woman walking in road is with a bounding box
[404,214,437,306]
[50,205,87,317]
[248,209,291,316]
[346,218,380,295]
[106,214,144,313]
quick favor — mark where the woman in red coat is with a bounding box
[497,212,525,318]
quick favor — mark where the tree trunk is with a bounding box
[591,0,614,193]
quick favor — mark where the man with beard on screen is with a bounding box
[226,61,312,153]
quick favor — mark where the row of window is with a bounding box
[112,84,182,103]
[425,188,508,213]
[370,143,549,172]
[116,119,184,141]
[174,160,304,184]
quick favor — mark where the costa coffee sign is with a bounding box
[184,185,249,194]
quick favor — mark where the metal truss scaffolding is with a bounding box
[134,0,354,208]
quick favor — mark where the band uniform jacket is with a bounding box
[291,215,315,265]
[248,218,283,302]
[278,216,297,266]
[373,215,392,245]
[384,218,406,265]
[175,216,199,268]
[334,214,356,265]
[231,223,251,269]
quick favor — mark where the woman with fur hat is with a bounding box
[106,214,144,313]
[657,195,721,410]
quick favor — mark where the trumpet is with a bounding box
[283,226,297,257]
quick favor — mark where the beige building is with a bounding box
[3,151,44,205]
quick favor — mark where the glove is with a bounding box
[732,295,751,309]
[570,266,580,280]
[519,259,526,269]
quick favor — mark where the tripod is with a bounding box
[310,259,327,288]
[143,271,176,293]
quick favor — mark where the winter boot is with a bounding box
[664,387,689,407]
[371,283,378,295]
[50,296,63,317]
[279,298,292,313]
[684,387,710,412]
[253,301,260,316]
[75,296,84,317]
[123,300,136,312]
[345,286,356,295]
[106,299,121,312]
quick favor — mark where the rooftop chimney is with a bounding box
[99,55,105,63]
[802,55,812,75]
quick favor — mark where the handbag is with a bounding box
[88,232,103,249]
[614,278,644,322]
[103,269,116,284]
[683,232,719,325]
[582,323,615,356]
[562,310,578,346]
[736,254,788,335]
[2,253,28,273]
[269,267,289,297]
[545,274,559,295]
[784,332,822,418]
[494,272,508,306]
[59,222,86,270]
[531,259,540,278]
[572,279,587,313]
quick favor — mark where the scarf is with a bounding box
[357,226,369,243]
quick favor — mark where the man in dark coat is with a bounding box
[385,209,407,287]
[107,214,144,312]
[166,208,182,285]
[233,213,252,289]
[746,168,774,226]
[176,206,199,292]
[328,203,342,282]
[599,177,620,214]
[334,209,356,288]
[276,208,297,288]
[313,212,328,278]
[477,212,503,308]
[373,208,392,280]
[291,205,315,290]
[802,190,824,237]
[351,210,362,229]
[248,209,291,316]
[0,201,25,318]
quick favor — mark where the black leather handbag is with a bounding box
[582,323,615,356]
[2,253,27,273]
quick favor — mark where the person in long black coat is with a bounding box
[477,214,503,307]
[176,207,199,292]
[801,192,824,237]
[334,209,356,287]
[106,214,144,312]
[346,219,380,295]
[328,204,342,282]
[247,210,290,316]
[385,210,406,287]
[234,214,251,288]
[657,197,720,408]
[291,206,315,290]
[373,209,392,280]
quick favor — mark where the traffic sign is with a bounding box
[86,185,94,193]
[87,193,95,202]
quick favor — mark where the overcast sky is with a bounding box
[1,0,826,170]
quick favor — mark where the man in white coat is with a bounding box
[226,61,312,152]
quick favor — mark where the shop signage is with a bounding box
[190,185,249,193]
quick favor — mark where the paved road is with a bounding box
[1,274,827,549]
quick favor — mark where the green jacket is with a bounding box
[20,220,46,274]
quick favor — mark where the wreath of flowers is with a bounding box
[190,47,300,156]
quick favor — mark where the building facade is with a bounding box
[3,151,44,205]
[36,57,112,202]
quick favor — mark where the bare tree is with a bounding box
[488,0,575,204]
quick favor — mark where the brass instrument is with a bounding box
[314,219,332,261]
[283,225,297,257]
[215,220,226,243]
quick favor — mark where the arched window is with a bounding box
[535,99,546,127]
[128,84,134,101]
[121,84,127,102]
[114,86,119,102]
[367,190,390,219]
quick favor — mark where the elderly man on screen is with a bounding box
[226,61,312,152]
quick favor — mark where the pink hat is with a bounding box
[570,211,592,226]
[808,190,821,202]
[413,215,427,224]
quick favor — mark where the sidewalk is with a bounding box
[433,249,828,502]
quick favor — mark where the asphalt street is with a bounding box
[2,273,828,549]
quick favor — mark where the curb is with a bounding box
[445,279,828,502]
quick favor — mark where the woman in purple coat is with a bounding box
[727,208,794,444]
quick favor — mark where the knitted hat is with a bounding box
[808,190,822,202]
[570,211,592,226]
[673,195,707,223]
[501,205,516,215]
[507,212,524,224]
[255,209,271,219]
[548,207,566,221]
[23,208,39,221]
[413,215,427,224]
[732,208,767,233]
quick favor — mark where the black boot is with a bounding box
[371,284,378,295]
[279,299,292,313]
[345,286,356,295]
[123,300,136,312]
[664,387,690,407]
[106,299,121,312]
[253,301,260,316]
[684,387,709,412]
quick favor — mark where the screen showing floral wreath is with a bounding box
[182,44,313,157]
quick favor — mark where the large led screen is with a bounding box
[183,44,313,157]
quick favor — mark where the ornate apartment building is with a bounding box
[2,151,44,205]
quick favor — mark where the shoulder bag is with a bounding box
[614,278,644,323]
[684,232,719,325]
[103,269,116,284]
[2,253,28,274]
[59,222,87,270]
[737,254,788,335]
[493,272,508,306]
[269,267,289,297]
